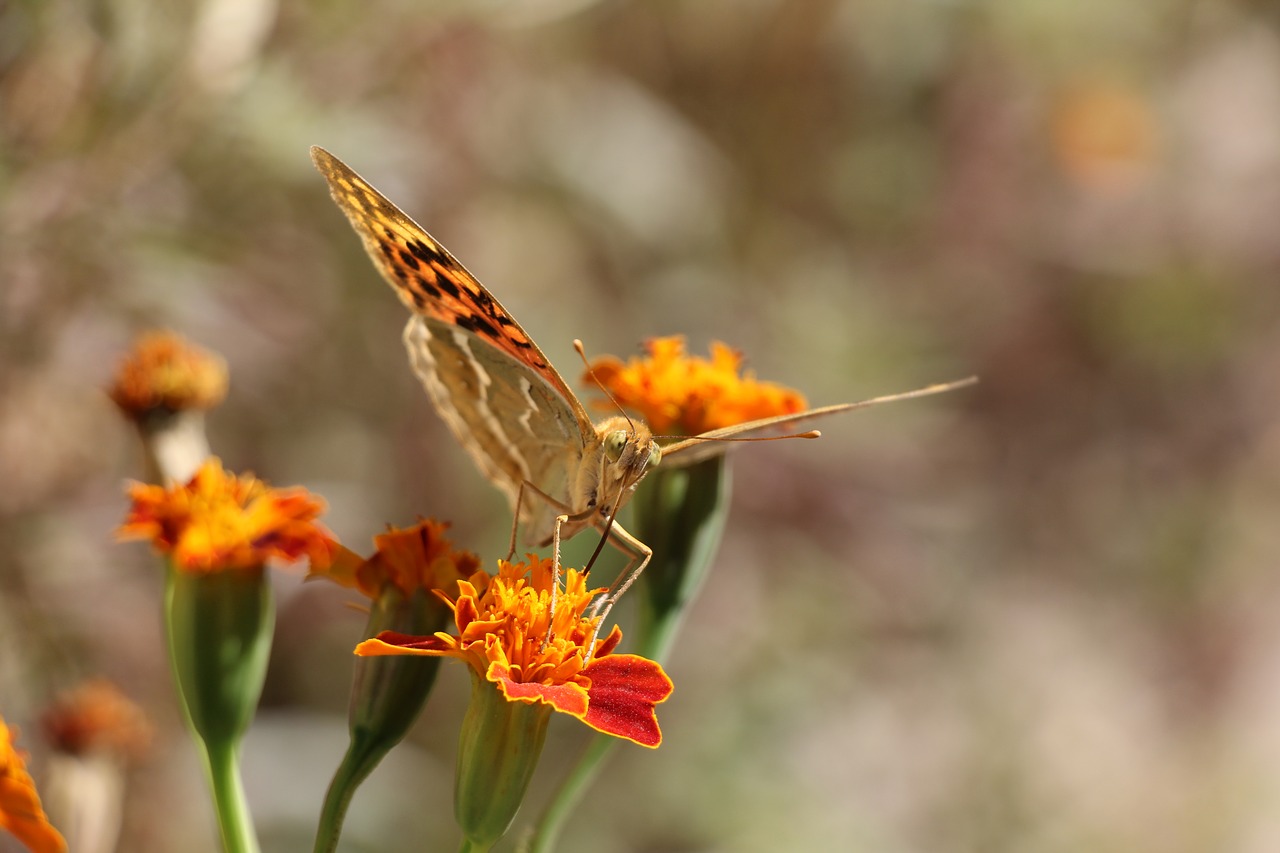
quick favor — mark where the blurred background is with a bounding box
[5,0,1280,850]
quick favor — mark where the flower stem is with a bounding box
[201,737,260,853]
[313,742,369,853]
[164,566,272,853]
[313,587,447,853]
[458,837,492,853]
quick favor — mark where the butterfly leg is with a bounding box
[512,479,596,645]
[507,481,529,562]
[543,502,605,645]
[548,510,570,643]
[583,522,652,658]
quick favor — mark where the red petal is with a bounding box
[488,662,589,717]
[354,631,453,656]
[593,625,623,658]
[455,595,480,632]
[581,655,673,747]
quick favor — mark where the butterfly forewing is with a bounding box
[313,145,608,542]
[311,146,593,434]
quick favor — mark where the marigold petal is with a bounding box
[455,595,481,634]
[593,625,624,658]
[117,459,334,574]
[0,722,67,853]
[360,627,455,648]
[41,680,151,760]
[0,777,67,853]
[322,519,480,599]
[459,617,507,645]
[108,330,228,419]
[308,543,366,589]
[487,662,590,717]
[584,355,625,387]
[581,654,673,748]
[355,631,456,656]
[584,335,807,436]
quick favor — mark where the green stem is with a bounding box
[313,742,369,853]
[202,737,260,853]
[458,837,491,853]
[313,588,447,853]
[164,566,272,853]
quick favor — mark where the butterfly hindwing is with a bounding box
[405,316,583,540]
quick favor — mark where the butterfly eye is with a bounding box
[646,443,662,470]
[604,429,628,462]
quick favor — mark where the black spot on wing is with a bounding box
[472,287,496,316]
[416,276,442,300]
[398,249,421,270]
[408,239,436,263]
[457,313,498,339]
[434,271,461,299]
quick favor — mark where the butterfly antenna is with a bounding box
[653,430,824,443]
[573,339,637,433]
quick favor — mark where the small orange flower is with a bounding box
[118,458,336,573]
[357,556,673,747]
[315,518,480,600]
[0,719,67,853]
[108,331,228,419]
[41,680,151,761]
[585,335,808,436]
[1051,80,1158,194]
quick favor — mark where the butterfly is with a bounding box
[311,146,976,637]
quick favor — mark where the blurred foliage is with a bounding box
[5,0,1280,851]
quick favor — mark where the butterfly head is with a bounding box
[596,416,661,494]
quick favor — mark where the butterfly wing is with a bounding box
[659,377,978,466]
[404,315,584,537]
[311,146,595,431]
[312,147,597,522]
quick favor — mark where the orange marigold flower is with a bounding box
[357,556,673,747]
[40,680,151,761]
[118,458,336,573]
[314,518,480,600]
[0,719,67,853]
[585,335,808,435]
[1051,80,1158,195]
[108,331,228,419]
